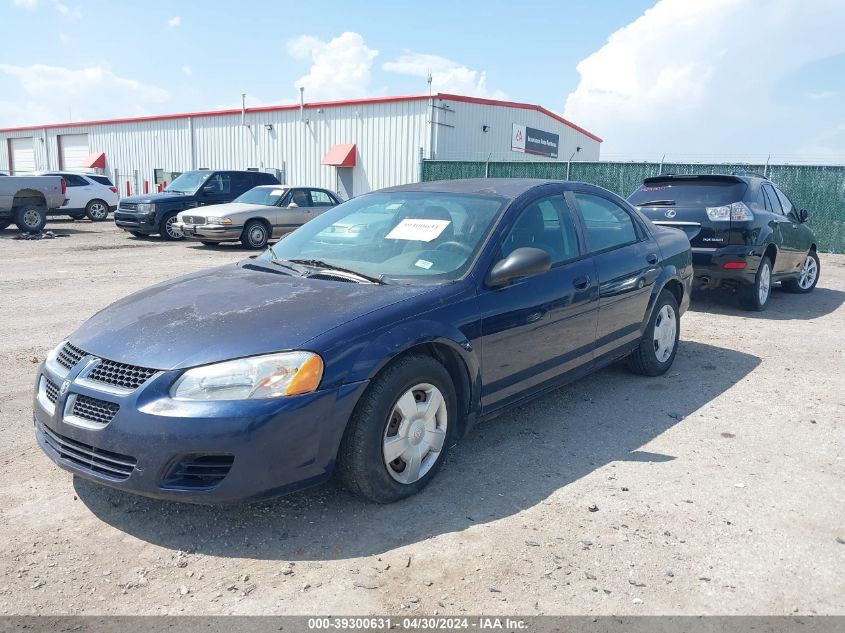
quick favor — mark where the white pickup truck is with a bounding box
[0,174,67,233]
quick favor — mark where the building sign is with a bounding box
[511,123,559,158]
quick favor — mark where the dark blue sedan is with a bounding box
[34,179,692,504]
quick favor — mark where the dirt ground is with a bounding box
[0,219,843,616]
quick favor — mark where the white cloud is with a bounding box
[167,15,181,28]
[52,1,80,18]
[181,65,192,76]
[808,90,837,100]
[12,0,37,7]
[0,63,170,126]
[383,52,507,99]
[286,32,378,101]
[58,31,70,44]
[563,0,845,158]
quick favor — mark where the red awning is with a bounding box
[83,152,106,169]
[321,144,356,167]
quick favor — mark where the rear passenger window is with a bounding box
[310,190,335,206]
[231,173,252,193]
[773,187,794,216]
[502,195,579,264]
[575,193,639,252]
[762,185,782,214]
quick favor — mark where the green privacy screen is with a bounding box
[421,161,845,253]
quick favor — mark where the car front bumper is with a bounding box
[114,210,157,233]
[173,222,244,242]
[691,246,762,287]
[33,359,368,503]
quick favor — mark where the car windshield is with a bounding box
[629,179,748,207]
[234,186,288,206]
[164,171,211,194]
[263,191,508,284]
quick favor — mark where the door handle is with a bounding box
[573,276,590,290]
[646,253,659,265]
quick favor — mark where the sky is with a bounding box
[2,0,844,162]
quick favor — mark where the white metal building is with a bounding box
[0,93,601,198]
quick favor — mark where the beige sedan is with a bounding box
[174,185,341,248]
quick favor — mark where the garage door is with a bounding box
[9,137,35,175]
[59,133,89,170]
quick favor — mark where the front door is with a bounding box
[570,190,659,361]
[478,193,598,412]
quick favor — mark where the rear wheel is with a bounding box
[627,289,680,376]
[739,256,772,311]
[783,251,820,294]
[14,205,47,233]
[337,354,456,503]
[241,219,269,249]
[160,212,184,241]
[85,199,109,221]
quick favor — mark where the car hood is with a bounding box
[121,192,194,204]
[70,261,431,370]
[180,202,269,217]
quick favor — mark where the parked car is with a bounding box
[39,172,118,221]
[628,173,819,311]
[174,185,341,249]
[0,174,66,232]
[114,170,280,240]
[34,179,692,504]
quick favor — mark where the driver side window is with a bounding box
[502,195,579,264]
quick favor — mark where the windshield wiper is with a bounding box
[288,259,386,284]
[267,254,308,276]
[638,199,675,206]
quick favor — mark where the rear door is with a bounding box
[771,185,812,272]
[48,173,88,209]
[628,176,747,249]
[307,189,337,220]
[572,190,659,362]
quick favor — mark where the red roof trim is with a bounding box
[0,92,602,142]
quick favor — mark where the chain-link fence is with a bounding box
[421,160,845,253]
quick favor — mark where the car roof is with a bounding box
[381,178,567,199]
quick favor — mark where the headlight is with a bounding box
[137,203,156,214]
[170,351,323,401]
[206,216,232,225]
[346,224,366,234]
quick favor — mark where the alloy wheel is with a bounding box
[88,202,108,220]
[164,216,183,239]
[382,383,448,485]
[22,208,41,228]
[798,255,817,290]
[758,262,771,304]
[652,304,677,363]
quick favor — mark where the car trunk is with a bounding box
[629,176,747,249]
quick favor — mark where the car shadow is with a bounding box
[75,340,761,562]
[690,285,844,320]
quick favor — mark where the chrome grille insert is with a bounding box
[40,424,136,480]
[180,215,207,225]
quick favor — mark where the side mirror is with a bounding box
[487,247,551,287]
[201,185,216,195]
[798,208,809,223]
[287,202,299,208]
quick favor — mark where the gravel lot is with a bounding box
[0,219,843,616]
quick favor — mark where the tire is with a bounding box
[85,199,109,222]
[0,219,11,231]
[782,251,820,294]
[160,212,184,241]
[14,205,47,233]
[241,219,269,249]
[627,289,680,377]
[337,354,457,504]
[739,256,773,311]
[69,212,86,220]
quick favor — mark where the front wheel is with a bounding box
[627,289,680,376]
[14,205,47,233]
[85,199,109,221]
[241,219,269,249]
[739,256,772,311]
[337,354,457,503]
[783,251,820,294]
[160,213,184,241]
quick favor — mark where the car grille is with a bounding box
[40,423,136,480]
[44,377,60,404]
[119,202,138,211]
[161,454,235,490]
[180,215,206,225]
[88,359,157,390]
[56,342,86,370]
[72,394,120,426]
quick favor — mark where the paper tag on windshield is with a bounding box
[386,219,451,242]
[415,259,434,270]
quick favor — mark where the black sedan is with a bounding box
[34,179,692,504]
[629,173,820,311]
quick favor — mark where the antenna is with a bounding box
[426,70,432,97]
